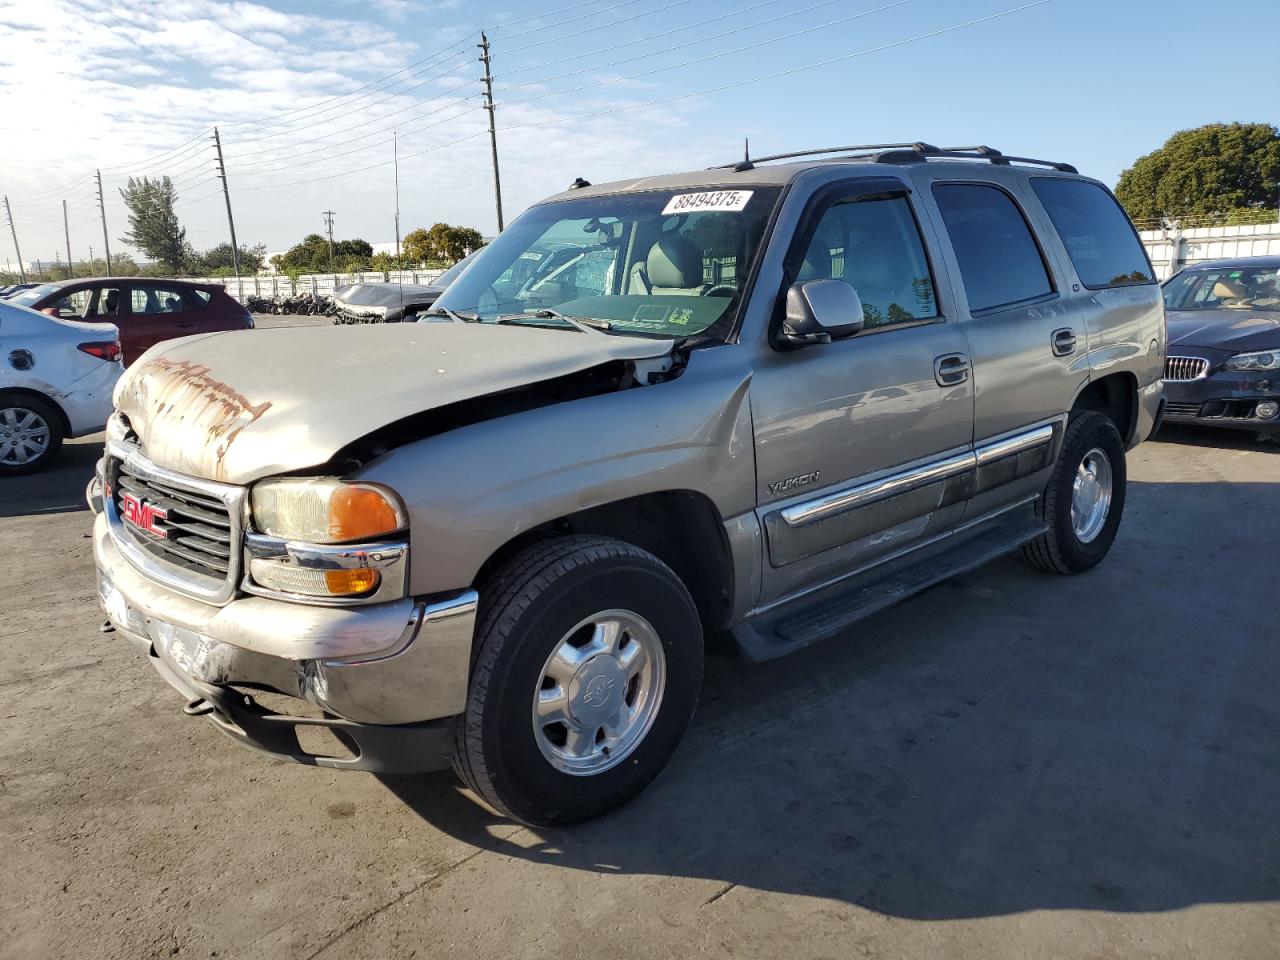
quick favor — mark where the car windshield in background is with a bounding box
[9,283,60,307]
[431,187,782,339]
[1164,265,1280,311]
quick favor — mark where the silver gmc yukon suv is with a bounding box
[90,143,1166,825]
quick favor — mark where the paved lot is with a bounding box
[2,396,1278,958]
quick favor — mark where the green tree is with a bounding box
[118,176,187,273]
[190,242,266,275]
[416,223,485,263]
[271,234,372,273]
[402,227,432,264]
[1115,123,1280,225]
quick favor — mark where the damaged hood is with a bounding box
[114,323,672,484]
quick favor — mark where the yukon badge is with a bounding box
[768,471,820,496]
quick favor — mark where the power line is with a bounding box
[490,0,651,42]
[231,101,479,176]
[501,0,917,109]
[497,0,697,54]
[488,0,627,30]
[504,0,890,92]
[183,2,1050,197]
[223,33,480,132]
[499,0,806,78]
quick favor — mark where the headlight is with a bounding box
[1223,349,1280,372]
[250,477,406,543]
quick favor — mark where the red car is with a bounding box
[10,278,253,365]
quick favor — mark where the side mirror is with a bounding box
[782,279,864,346]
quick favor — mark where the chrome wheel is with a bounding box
[0,407,51,466]
[1071,446,1113,544]
[532,609,666,776]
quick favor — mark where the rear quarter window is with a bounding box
[191,290,212,307]
[1030,178,1154,288]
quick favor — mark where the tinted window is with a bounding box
[799,194,938,328]
[1031,178,1153,288]
[932,183,1053,312]
[131,286,190,314]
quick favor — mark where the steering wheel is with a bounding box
[702,284,737,298]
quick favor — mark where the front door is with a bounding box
[750,181,976,607]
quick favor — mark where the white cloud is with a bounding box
[0,0,725,266]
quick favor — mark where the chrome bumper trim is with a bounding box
[243,532,410,606]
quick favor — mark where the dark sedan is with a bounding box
[9,277,253,365]
[1160,256,1280,436]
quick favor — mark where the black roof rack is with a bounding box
[873,144,1078,174]
[712,142,938,171]
[712,142,1077,175]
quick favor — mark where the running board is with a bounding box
[733,510,1045,661]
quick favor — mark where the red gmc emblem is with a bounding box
[120,492,169,539]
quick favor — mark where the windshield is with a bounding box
[432,186,781,339]
[432,250,479,288]
[1164,265,1280,312]
[9,283,60,306]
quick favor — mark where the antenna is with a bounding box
[734,138,754,172]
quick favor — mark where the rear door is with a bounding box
[920,176,1082,520]
[750,178,976,606]
[123,283,199,362]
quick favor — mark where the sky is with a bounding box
[0,0,1276,269]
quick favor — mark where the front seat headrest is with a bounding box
[647,234,703,288]
[1212,279,1248,300]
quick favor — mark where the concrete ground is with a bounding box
[2,376,1278,958]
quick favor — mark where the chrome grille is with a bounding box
[105,439,245,604]
[1164,356,1209,382]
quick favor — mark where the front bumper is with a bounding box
[91,498,477,772]
[1162,368,1280,433]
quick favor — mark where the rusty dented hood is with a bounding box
[113,323,672,484]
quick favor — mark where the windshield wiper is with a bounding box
[495,309,612,334]
[422,306,479,322]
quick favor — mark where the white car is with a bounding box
[0,299,122,474]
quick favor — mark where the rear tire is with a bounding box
[1021,411,1126,574]
[453,535,704,826]
[0,394,64,476]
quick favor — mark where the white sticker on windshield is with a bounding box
[661,190,754,216]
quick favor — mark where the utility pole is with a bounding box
[393,131,402,270]
[478,31,504,232]
[212,127,241,279]
[322,210,336,272]
[62,199,74,279]
[89,245,95,276]
[95,169,112,274]
[2,195,25,282]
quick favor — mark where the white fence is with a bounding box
[190,269,448,302]
[1140,220,1280,280]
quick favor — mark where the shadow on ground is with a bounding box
[0,436,101,518]
[1156,422,1279,453]
[382,473,1280,920]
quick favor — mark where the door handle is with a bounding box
[934,353,969,387]
[1051,327,1077,357]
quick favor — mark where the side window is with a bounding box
[87,287,121,317]
[932,183,1053,313]
[48,289,90,319]
[131,285,190,315]
[799,194,939,328]
[1030,178,1153,288]
[191,290,212,308]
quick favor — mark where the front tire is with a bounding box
[453,536,704,826]
[0,394,64,476]
[1021,411,1126,574]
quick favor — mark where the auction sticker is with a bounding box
[661,190,753,216]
